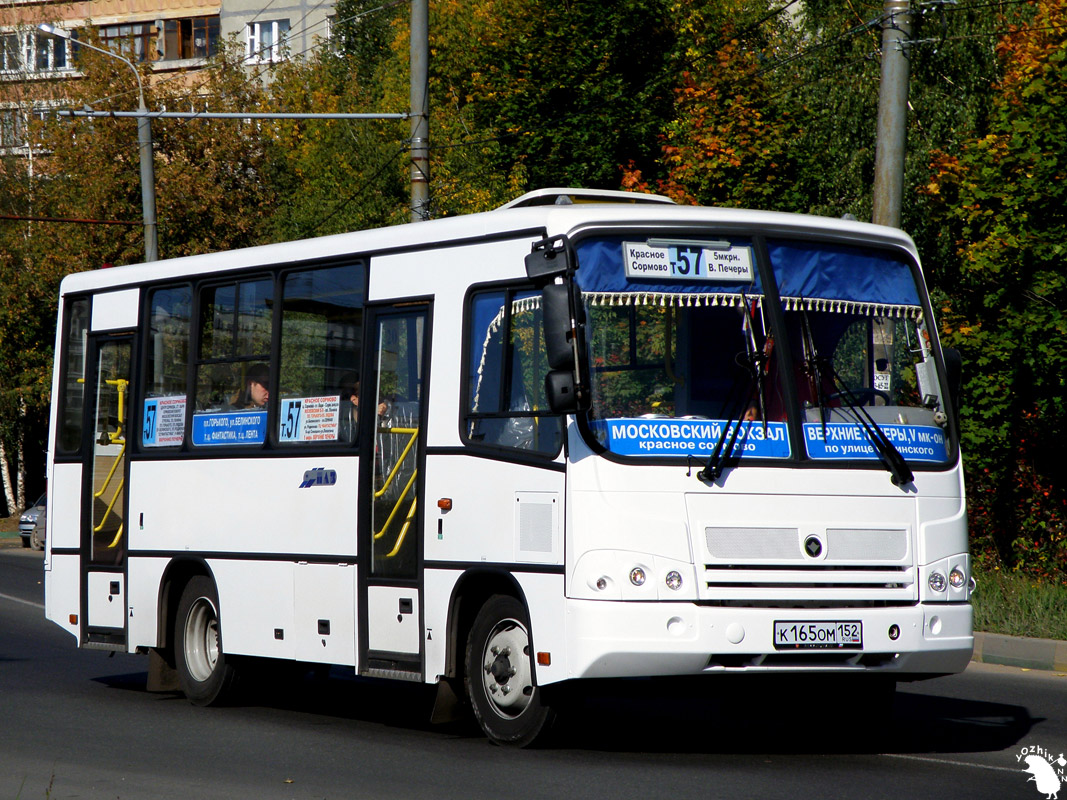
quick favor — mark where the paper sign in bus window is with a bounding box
[279,396,341,443]
[143,396,187,447]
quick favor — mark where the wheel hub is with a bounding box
[481,620,533,717]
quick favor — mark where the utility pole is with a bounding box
[409,0,430,222]
[872,0,912,229]
[39,24,158,260]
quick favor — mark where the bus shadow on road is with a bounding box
[548,675,1036,756]
[93,666,1034,756]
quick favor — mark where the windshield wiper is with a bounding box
[824,361,914,487]
[699,293,763,482]
[800,308,911,486]
[697,367,755,483]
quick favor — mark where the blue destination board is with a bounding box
[192,409,267,446]
[803,422,947,462]
[601,418,791,459]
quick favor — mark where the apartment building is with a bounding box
[1,0,334,150]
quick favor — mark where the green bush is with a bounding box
[972,568,1067,641]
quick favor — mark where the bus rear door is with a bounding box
[81,333,133,649]
[358,302,431,679]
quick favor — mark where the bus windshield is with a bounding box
[575,233,953,467]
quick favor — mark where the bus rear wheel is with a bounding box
[174,576,239,706]
[465,594,556,747]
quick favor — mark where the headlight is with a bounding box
[20,514,32,524]
[665,571,683,591]
[949,567,966,589]
[928,571,947,593]
[629,567,646,587]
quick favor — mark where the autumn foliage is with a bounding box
[1,0,1065,581]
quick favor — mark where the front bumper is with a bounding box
[564,599,973,681]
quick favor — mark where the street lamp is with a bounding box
[38,23,158,262]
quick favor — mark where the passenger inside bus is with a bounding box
[229,363,270,409]
[338,371,390,442]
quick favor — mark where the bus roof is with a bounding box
[56,193,920,295]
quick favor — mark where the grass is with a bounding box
[972,567,1067,641]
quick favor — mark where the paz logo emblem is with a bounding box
[803,535,823,558]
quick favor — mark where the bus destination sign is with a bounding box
[623,241,754,282]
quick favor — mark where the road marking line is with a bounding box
[882,753,1019,774]
[0,592,45,610]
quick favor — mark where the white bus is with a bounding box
[45,188,973,745]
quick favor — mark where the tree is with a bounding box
[621,0,803,208]
[925,0,1067,577]
[0,39,276,514]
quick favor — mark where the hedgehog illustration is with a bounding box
[1023,754,1062,799]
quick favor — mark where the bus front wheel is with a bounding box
[465,594,556,746]
[174,576,239,706]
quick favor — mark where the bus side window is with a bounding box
[277,263,365,446]
[142,285,192,449]
[192,279,273,447]
[56,297,91,455]
[464,288,562,456]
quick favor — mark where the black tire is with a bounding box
[174,576,240,706]
[30,525,44,551]
[464,594,556,747]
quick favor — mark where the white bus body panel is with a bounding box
[90,288,140,331]
[366,586,420,655]
[47,463,82,551]
[45,554,81,641]
[87,572,125,628]
[294,563,356,664]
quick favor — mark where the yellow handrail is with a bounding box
[94,377,128,546]
[372,423,420,558]
[374,470,417,540]
[373,426,418,499]
[385,497,418,558]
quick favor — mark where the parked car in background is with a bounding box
[19,493,46,549]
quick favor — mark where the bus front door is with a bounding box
[81,335,133,648]
[358,303,430,679]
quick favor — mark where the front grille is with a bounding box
[701,525,916,605]
[702,565,917,604]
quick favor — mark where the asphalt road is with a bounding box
[2,545,1065,799]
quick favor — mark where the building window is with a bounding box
[162,17,219,61]
[245,20,289,64]
[1,33,20,72]
[0,107,24,149]
[99,23,156,63]
[1,29,76,74]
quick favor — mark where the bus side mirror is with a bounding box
[525,235,573,285]
[545,370,580,414]
[542,283,585,370]
[526,235,590,413]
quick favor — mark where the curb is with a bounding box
[972,631,1067,672]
